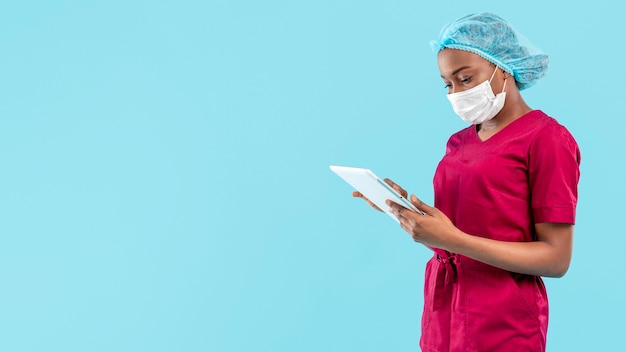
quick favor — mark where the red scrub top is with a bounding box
[420,110,581,352]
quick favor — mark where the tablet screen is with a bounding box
[330,165,425,222]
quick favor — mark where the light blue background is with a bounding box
[0,1,622,351]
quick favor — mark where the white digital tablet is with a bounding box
[329,165,425,222]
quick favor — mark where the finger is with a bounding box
[400,221,412,234]
[383,178,400,193]
[389,204,419,225]
[386,199,401,212]
[397,209,420,227]
[410,194,434,214]
[388,200,421,220]
[383,178,396,187]
[384,178,408,198]
[355,192,383,211]
[398,217,421,242]
[386,200,403,219]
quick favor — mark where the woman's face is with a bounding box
[437,49,504,95]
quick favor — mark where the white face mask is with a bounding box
[447,67,507,124]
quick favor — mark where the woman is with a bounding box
[354,13,580,351]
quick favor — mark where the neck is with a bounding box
[478,89,531,134]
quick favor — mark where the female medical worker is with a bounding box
[354,13,580,351]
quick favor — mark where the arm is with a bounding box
[450,222,573,277]
[388,196,574,278]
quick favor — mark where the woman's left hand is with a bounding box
[386,195,461,250]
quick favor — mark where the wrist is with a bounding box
[445,228,470,254]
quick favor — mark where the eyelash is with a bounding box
[443,76,472,89]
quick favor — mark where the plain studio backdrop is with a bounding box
[0,1,622,351]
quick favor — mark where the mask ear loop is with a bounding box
[488,66,498,82]
[490,66,508,93]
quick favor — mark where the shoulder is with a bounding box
[527,110,579,151]
[525,111,581,168]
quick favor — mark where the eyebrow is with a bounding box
[441,66,472,78]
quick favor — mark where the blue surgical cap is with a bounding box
[432,13,549,90]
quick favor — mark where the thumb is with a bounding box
[410,194,434,213]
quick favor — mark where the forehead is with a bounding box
[437,49,492,76]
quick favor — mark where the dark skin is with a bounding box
[353,48,574,278]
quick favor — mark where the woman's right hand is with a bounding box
[352,178,408,212]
